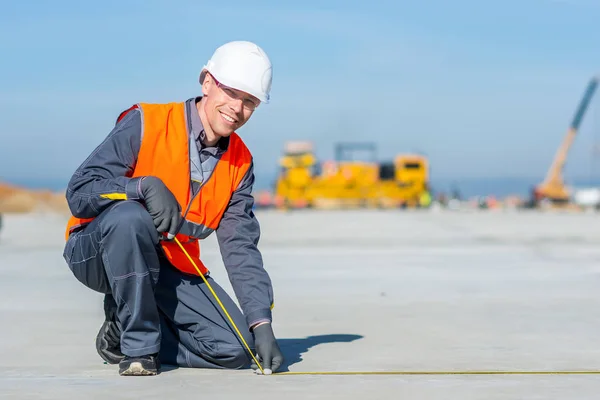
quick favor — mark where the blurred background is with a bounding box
[2,0,600,213]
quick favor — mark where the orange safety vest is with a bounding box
[64,101,253,276]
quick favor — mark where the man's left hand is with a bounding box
[251,323,284,374]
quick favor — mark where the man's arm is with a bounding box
[215,160,274,330]
[66,108,144,219]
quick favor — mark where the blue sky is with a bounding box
[2,0,600,192]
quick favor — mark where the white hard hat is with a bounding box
[200,41,273,103]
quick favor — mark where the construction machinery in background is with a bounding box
[306,142,380,209]
[378,153,430,208]
[531,75,598,207]
[273,141,319,208]
[273,141,430,209]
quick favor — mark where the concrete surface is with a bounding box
[2,208,600,399]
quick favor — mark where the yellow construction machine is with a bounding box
[532,75,598,207]
[377,153,430,208]
[273,141,318,208]
[273,141,431,209]
[307,142,380,208]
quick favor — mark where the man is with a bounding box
[62,41,283,376]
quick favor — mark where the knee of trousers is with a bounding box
[227,332,256,369]
[221,345,254,370]
[99,201,158,244]
[198,332,255,369]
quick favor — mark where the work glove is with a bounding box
[139,176,182,239]
[251,323,284,375]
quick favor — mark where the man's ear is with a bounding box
[201,72,212,96]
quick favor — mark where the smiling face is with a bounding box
[198,71,261,146]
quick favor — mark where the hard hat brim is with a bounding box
[199,67,270,104]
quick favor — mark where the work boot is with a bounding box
[95,293,124,364]
[119,354,160,376]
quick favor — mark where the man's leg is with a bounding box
[154,261,255,369]
[63,200,163,374]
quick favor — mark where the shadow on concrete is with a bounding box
[277,334,364,371]
[160,364,180,373]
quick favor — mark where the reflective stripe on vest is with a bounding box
[64,101,253,276]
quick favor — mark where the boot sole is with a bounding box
[96,334,124,364]
[96,321,124,365]
[119,361,158,376]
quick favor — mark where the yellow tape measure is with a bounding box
[174,238,600,377]
[274,370,600,376]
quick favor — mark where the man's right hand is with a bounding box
[251,322,284,374]
[139,176,182,239]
